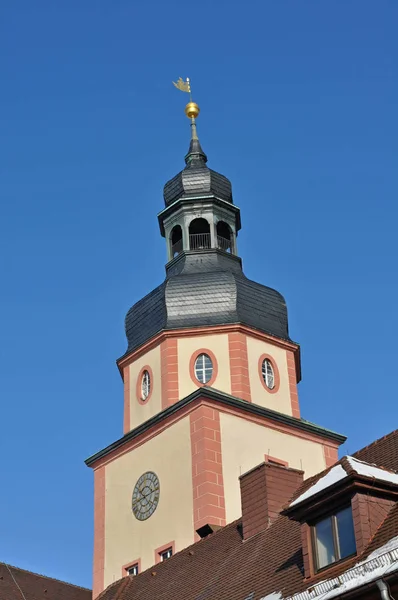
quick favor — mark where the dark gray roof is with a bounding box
[123,250,290,357]
[163,131,232,206]
[163,165,233,206]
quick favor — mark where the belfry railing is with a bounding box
[217,235,231,253]
[171,239,183,257]
[189,233,211,250]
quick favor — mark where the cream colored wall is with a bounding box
[220,412,326,523]
[128,345,162,429]
[104,416,194,588]
[246,336,292,415]
[177,334,231,398]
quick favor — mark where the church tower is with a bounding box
[86,94,345,598]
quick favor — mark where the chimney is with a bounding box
[239,461,304,540]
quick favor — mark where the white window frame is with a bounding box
[141,370,151,400]
[160,547,173,561]
[262,358,275,390]
[127,563,139,576]
[194,353,213,384]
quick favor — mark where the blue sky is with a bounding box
[0,0,397,589]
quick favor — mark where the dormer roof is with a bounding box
[288,456,398,510]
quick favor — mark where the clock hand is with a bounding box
[133,489,144,507]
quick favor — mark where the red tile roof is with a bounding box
[354,428,398,470]
[0,563,91,600]
[97,429,398,600]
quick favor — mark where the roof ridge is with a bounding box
[109,575,130,600]
[97,578,123,600]
[348,455,398,474]
[353,429,398,458]
[288,458,345,504]
[0,563,91,591]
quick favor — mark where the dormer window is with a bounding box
[313,506,356,570]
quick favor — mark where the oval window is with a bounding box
[262,358,275,390]
[194,353,213,384]
[141,369,151,400]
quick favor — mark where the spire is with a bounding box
[185,113,208,165]
[172,77,208,165]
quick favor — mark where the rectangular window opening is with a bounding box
[160,547,173,561]
[126,563,139,576]
[313,506,356,571]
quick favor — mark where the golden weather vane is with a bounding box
[172,76,200,120]
[172,77,191,95]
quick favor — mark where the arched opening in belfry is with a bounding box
[189,218,211,250]
[216,221,232,253]
[170,225,183,258]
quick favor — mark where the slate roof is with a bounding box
[0,563,91,600]
[122,120,288,358]
[97,429,398,600]
[163,132,233,206]
[122,250,291,357]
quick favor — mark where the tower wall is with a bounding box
[219,412,327,523]
[177,333,231,398]
[246,335,298,418]
[124,345,162,434]
[93,397,339,596]
[122,325,301,433]
[102,416,195,593]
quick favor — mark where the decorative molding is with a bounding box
[86,387,345,469]
[160,338,179,409]
[286,350,301,418]
[117,323,300,379]
[123,366,131,435]
[228,332,251,402]
[92,466,106,599]
[190,406,226,536]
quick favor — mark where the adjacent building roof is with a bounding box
[0,563,91,600]
[96,429,398,600]
[288,429,398,508]
[289,455,398,507]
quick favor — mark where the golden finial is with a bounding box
[172,77,200,120]
[185,101,200,119]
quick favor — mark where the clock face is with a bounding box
[132,471,160,521]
